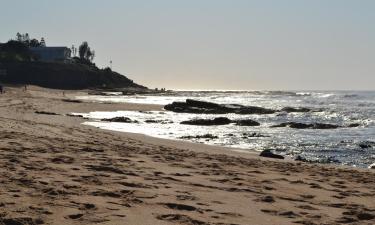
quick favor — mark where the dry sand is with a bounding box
[0,85,374,225]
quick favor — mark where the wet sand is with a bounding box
[0,85,374,225]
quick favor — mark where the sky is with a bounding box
[1,0,374,90]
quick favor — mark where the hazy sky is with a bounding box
[1,0,374,90]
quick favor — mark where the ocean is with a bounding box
[75,90,375,168]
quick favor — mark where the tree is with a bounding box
[78,41,88,59]
[16,32,22,42]
[29,39,41,47]
[13,33,46,48]
[78,41,95,63]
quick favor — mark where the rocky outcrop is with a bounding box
[180,134,218,139]
[102,117,138,123]
[347,123,361,128]
[234,119,260,126]
[165,99,276,115]
[271,122,340,129]
[35,111,59,115]
[242,132,269,138]
[181,117,232,126]
[358,141,375,149]
[180,117,261,126]
[259,150,284,159]
[144,119,173,124]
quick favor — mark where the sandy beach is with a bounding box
[0,85,374,225]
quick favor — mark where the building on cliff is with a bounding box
[30,47,71,62]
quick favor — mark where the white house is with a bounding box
[30,47,71,62]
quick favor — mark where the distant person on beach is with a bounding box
[24,85,27,92]
[0,85,3,94]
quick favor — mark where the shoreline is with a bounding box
[0,85,374,225]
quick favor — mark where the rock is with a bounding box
[358,141,374,149]
[271,122,313,129]
[66,114,84,118]
[68,213,84,219]
[313,123,340,129]
[35,111,59,115]
[164,99,276,115]
[347,123,361,127]
[281,107,311,113]
[144,119,159,123]
[259,149,284,159]
[234,119,260,126]
[242,132,269,138]
[62,99,82,103]
[144,119,172,124]
[180,134,218,139]
[181,117,232,126]
[271,122,340,129]
[359,144,371,149]
[101,117,138,123]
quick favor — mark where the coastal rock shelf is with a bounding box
[180,117,260,126]
[101,117,139,123]
[164,99,276,114]
[270,122,361,129]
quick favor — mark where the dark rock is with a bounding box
[359,144,371,149]
[68,214,84,219]
[66,114,84,118]
[35,111,59,115]
[62,99,82,103]
[145,119,172,124]
[271,122,313,129]
[242,132,269,138]
[181,117,231,126]
[259,149,284,159]
[271,122,340,129]
[358,141,374,149]
[101,117,138,123]
[145,119,160,123]
[347,123,361,127]
[180,134,218,139]
[313,123,340,129]
[164,99,276,115]
[281,107,311,113]
[234,119,260,126]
